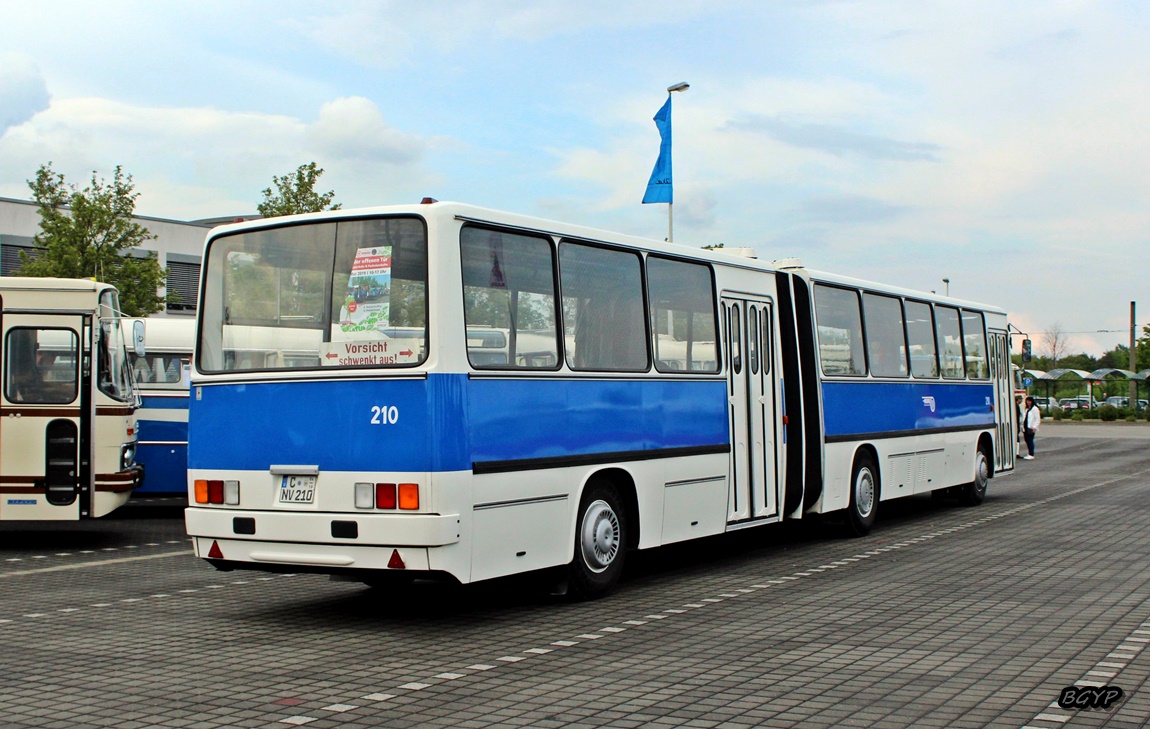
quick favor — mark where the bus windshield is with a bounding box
[198,217,428,372]
[97,290,134,402]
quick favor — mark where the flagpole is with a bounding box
[643,82,689,243]
[665,83,689,243]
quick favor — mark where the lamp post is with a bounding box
[665,82,689,242]
[942,278,950,296]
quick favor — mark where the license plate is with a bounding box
[278,475,316,504]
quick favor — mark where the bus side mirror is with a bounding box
[1021,338,1032,362]
[133,320,146,357]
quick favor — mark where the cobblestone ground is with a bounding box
[1,424,1148,728]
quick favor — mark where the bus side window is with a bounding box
[814,284,865,376]
[5,328,79,404]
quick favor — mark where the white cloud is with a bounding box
[0,96,438,219]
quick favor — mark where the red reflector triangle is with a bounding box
[387,549,405,569]
[207,540,224,559]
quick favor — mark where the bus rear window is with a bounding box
[198,217,428,372]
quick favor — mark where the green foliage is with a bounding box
[1051,408,1064,420]
[257,162,341,218]
[1098,404,1119,421]
[1126,415,1137,422]
[1071,412,1084,421]
[18,163,167,316]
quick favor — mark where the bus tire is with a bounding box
[568,479,627,599]
[845,452,878,537]
[958,445,990,507]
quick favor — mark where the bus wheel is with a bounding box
[846,452,878,537]
[958,446,990,507]
[568,480,627,599]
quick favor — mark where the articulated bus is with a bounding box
[0,278,143,520]
[185,202,1016,596]
[129,317,194,495]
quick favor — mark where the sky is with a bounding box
[0,0,1147,357]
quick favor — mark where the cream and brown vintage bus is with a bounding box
[0,278,144,520]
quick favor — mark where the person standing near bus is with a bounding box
[1021,396,1041,460]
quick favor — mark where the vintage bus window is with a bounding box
[862,293,908,378]
[814,284,865,376]
[199,217,427,372]
[460,226,559,370]
[904,300,938,378]
[647,256,718,373]
[935,305,965,378]
[5,328,79,404]
[559,241,648,372]
[130,353,189,388]
[961,309,989,379]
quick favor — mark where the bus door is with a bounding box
[0,314,89,520]
[988,329,1015,473]
[722,296,780,524]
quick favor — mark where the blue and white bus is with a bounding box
[185,201,1016,596]
[129,317,194,494]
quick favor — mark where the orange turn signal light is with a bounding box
[398,483,419,510]
[194,480,208,504]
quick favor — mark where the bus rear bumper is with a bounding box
[192,536,435,572]
[186,507,460,547]
[185,507,461,574]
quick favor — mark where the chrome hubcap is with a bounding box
[855,469,875,518]
[976,453,989,491]
[580,500,620,573]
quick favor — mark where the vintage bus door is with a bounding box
[722,296,781,524]
[989,329,1015,473]
[0,314,89,520]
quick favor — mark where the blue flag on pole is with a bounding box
[642,96,673,204]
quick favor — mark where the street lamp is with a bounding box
[666,82,689,242]
[942,278,950,296]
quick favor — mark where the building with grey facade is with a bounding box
[0,196,256,317]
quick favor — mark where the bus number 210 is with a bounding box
[370,406,400,425]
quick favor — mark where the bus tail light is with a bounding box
[355,482,374,509]
[376,483,397,509]
[398,483,419,510]
[194,480,238,505]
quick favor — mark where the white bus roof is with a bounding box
[204,201,1007,316]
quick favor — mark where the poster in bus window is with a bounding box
[339,247,392,334]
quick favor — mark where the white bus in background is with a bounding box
[0,278,143,520]
[184,202,1016,597]
[128,317,195,495]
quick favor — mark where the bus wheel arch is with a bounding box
[567,469,637,599]
[958,435,993,507]
[845,445,879,537]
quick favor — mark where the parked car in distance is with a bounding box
[1032,396,1054,410]
[1059,396,1100,410]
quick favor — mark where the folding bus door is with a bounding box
[989,330,1015,473]
[0,314,89,520]
[722,296,780,525]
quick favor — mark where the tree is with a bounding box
[257,162,341,218]
[1041,322,1069,369]
[17,163,167,316]
[1136,324,1150,372]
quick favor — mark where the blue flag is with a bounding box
[642,96,673,204]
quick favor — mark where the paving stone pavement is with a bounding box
[0,426,1148,728]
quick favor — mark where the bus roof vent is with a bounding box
[723,247,758,259]
[772,257,803,270]
[420,197,438,204]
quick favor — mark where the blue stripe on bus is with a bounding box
[821,380,995,437]
[188,375,729,473]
